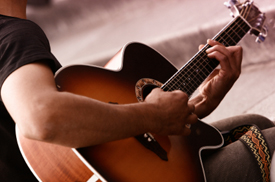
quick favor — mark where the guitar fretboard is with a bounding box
[161,16,251,96]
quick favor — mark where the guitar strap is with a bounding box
[222,125,272,182]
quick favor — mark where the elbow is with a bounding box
[18,97,58,142]
[18,122,54,143]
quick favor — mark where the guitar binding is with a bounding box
[135,78,163,102]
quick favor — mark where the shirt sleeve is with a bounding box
[0,18,62,94]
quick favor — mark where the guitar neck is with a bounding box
[161,15,251,96]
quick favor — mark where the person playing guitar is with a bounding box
[0,0,274,181]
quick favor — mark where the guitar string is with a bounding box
[176,18,250,95]
[170,22,248,96]
[165,23,249,95]
[161,16,251,96]
[161,21,239,93]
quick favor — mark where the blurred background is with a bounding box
[26,0,275,123]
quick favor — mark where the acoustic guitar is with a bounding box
[16,0,267,181]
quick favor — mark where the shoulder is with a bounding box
[0,15,49,48]
[0,14,43,32]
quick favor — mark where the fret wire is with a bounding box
[229,25,242,39]
[230,20,247,40]
[187,75,200,90]
[230,17,245,36]
[218,31,237,46]
[213,16,249,45]
[162,16,250,95]
[181,67,205,91]
[198,64,209,78]
[166,59,215,93]
[163,51,215,93]
[215,17,245,46]
[178,60,203,87]
[179,80,197,94]
[164,63,192,91]
[172,57,212,93]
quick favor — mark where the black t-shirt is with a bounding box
[0,15,61,181]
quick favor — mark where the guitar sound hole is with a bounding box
[142,85,159,100]
[135,78,163,102]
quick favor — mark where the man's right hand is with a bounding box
[144,88,198,136]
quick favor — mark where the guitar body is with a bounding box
[17,42,223,182]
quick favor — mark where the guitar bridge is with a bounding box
[135,133,168,161]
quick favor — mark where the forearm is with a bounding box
[26,91,151,148]
[22,88,198,147]
[25,89,196,148]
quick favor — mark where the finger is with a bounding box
[181,114,198,136]
[207,39,224,47]
[150,87,162,94]
[206,39,229,58]
[186,112,198,124]
[199,44,205,50]
[206,39,242,71]
[206,42,230,57]
[206,39,231,62]
[206,45,232,72]
[188,103,195,114]
[172,90,189,102]
[227,45,243,71]
[182,127,191,136]
[207,51,231,71]
[206,44,242,80]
